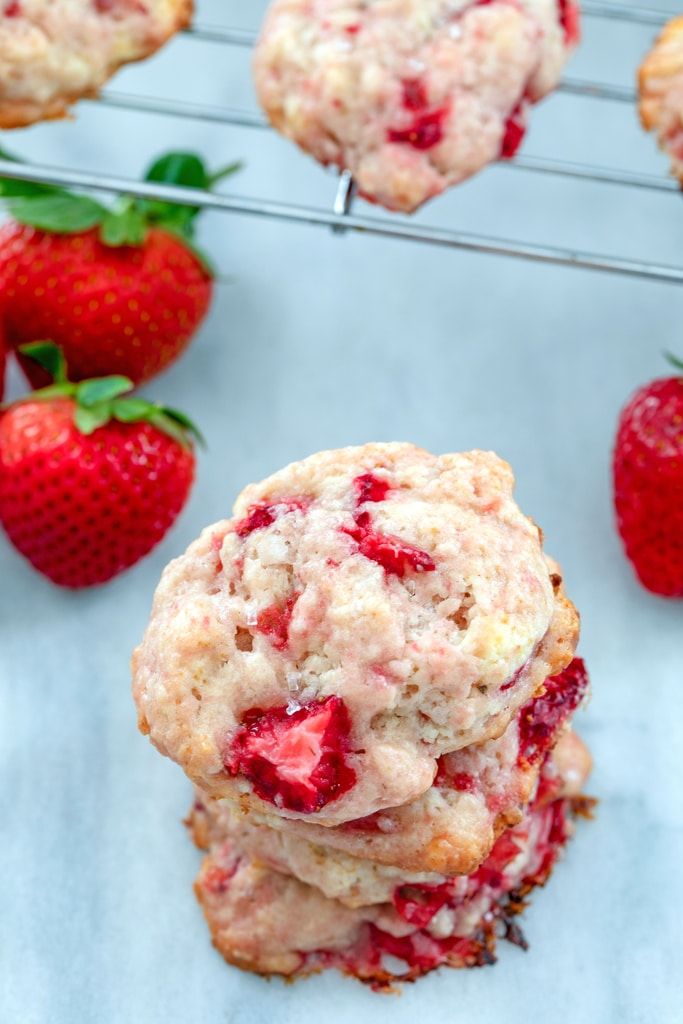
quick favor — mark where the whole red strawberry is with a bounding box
[613,354,683,597]
[0,151,240,386]
[0,342,201,588]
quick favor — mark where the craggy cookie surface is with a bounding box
[0,0,191,128]
[254,0,579,211]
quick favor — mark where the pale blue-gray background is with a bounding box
[1,2,682,1022]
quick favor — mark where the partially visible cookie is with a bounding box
[638,16,683,182]
[253,0,580,212]
[0,0,192,129]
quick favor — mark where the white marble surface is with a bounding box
[2,3,683,1022]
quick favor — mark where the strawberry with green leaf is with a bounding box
[0,342,202,588]
[0,150,240,386]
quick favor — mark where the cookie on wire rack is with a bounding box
[0,0,192,129]
[639,15,683,184]
[253,0,580,212]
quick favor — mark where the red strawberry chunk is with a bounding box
[255,593,299,650]
[434,760,477,792]
[234,497,308,539]
[343,512,435,577]
[401,79,429,112]
[393,882,454,927]
[388,106,449,151]
[517,658,589,767]
[367,926,480,973]
[340,810,384,832]
[357,529,436,576]
[225,695,356,813]
[470,830,524,889]
[500,102,527,159]
[353,472,391,505]
[557,0,581,44]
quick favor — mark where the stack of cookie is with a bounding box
[133,443,592,988]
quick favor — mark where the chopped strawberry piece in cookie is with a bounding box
[357,530,436,576]
[401,78,430,111]
[339,810,385,832]
[500,102,527,159]
[226,696,357,813]
[255,593,299,650]
[393,882,454,927]
[343,511,436,577]
[234,498,308,539]
[470,830,524,888]
[388,106,449,150]
[434,760,478,792]
[517,658,589,766]
[557,0,581,44]
[353,472,391,505]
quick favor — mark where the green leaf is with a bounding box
[112,397,154,422]
[19,341,68,382]
[665,351,683,374]
[145,151,210,190]
[148,410,194,450]
[76,376,133,407]
[74,403,112,435]
[99,204,148,247]
[160,406,206,448]
[207,160,243,188]
[29,383,75,402]
[0,178,57,199]
[5,193,106,233]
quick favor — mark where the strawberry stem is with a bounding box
[0,147,242,265]
[665,351,683,374]
[16,342,203,449]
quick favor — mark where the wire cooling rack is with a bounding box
[0,1,680,284]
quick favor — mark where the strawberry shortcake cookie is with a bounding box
[133,444,568,825]
[253,0,581,212]
[0,0,192,128]
[192,730,593,986]
[638,16,683,184]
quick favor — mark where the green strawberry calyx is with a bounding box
[665,352,683,375]
[0,147,242,274]
[13,342,205,451]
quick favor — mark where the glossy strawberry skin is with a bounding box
[0,222,212,387]
[0,319,6,402]
[0,398,195,587]
[613,376,683,597]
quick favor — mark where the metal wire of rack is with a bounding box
[0,1,680,284]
